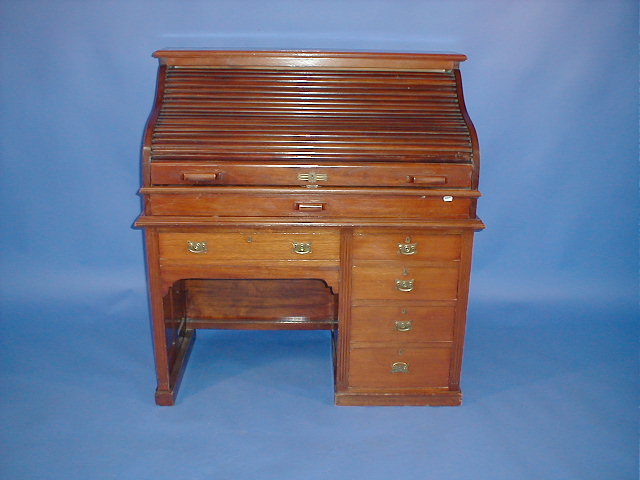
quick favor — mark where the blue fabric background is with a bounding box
[0,1,637,479]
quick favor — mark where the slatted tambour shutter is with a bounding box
[151,67,473,163]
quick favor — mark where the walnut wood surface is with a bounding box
[136,50,482,406]
[349,305,455,343]
[184,279,337,329]
[147,190,475,218]
[347,346,452,388]
[352,230,461,261]
[351,263,459,301]
[150,162,473,188]
[158,230,340,262]
[149,52,474,165]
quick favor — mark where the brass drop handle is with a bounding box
[292,242,313,255]
[395,320,413,332]
[391,362,409,374]
[182,173,219,183]
[398,242,417,255]
[395,279,415,292]
[187,241,208,254]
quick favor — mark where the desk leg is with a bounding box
[146,231,196,406]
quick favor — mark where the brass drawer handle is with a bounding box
[409,175,446,185]
[395,279,415,292]
[295,202,325,212]
[391,362,409,374]
[182,173,219,183]
[292,242,313,255]
[395,320,413,332]
[398,242,417,255]
[187,241,208,254]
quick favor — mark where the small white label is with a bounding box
[443,195,454,202]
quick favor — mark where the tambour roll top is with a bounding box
[143,50,479,189]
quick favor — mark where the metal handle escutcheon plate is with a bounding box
[395,279,415,292]
[187,241,208,254]
[292,242,313,255]
[391,362,409,374]
[398,242,417,255]
[395,320,413,332]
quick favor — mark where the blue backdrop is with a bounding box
[0,1,637,479]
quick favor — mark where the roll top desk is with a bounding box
[135,50,484,406]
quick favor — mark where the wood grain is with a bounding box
[349,305,455,343]
[351,263,459,301]
[348,346,452,388]
[352,230,462,261]
[150,162,473,188]
[158,230,340,262]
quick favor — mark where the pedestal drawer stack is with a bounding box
[336,229,471,405]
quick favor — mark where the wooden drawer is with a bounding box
[144,187,476,219]
[158,231,340,263]
[351,264,459,301]
[350,306,455,343]
[353,231,461,261]
[150,162,473,188]
[348,346,451,388]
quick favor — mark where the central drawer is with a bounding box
[158,231,340,263]
[144,187,476,218]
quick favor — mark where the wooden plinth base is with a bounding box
[335,390,462,406]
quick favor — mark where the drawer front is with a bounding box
[147,191,473,218]
[350,306,455,343]
[351,264,459,300]
[158,231,340,263]
[150,162,473,188]
[348,346,451,388]
[353,231,461,261]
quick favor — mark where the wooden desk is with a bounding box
[135,50,484,406]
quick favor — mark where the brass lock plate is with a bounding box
[298,172,328,184]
